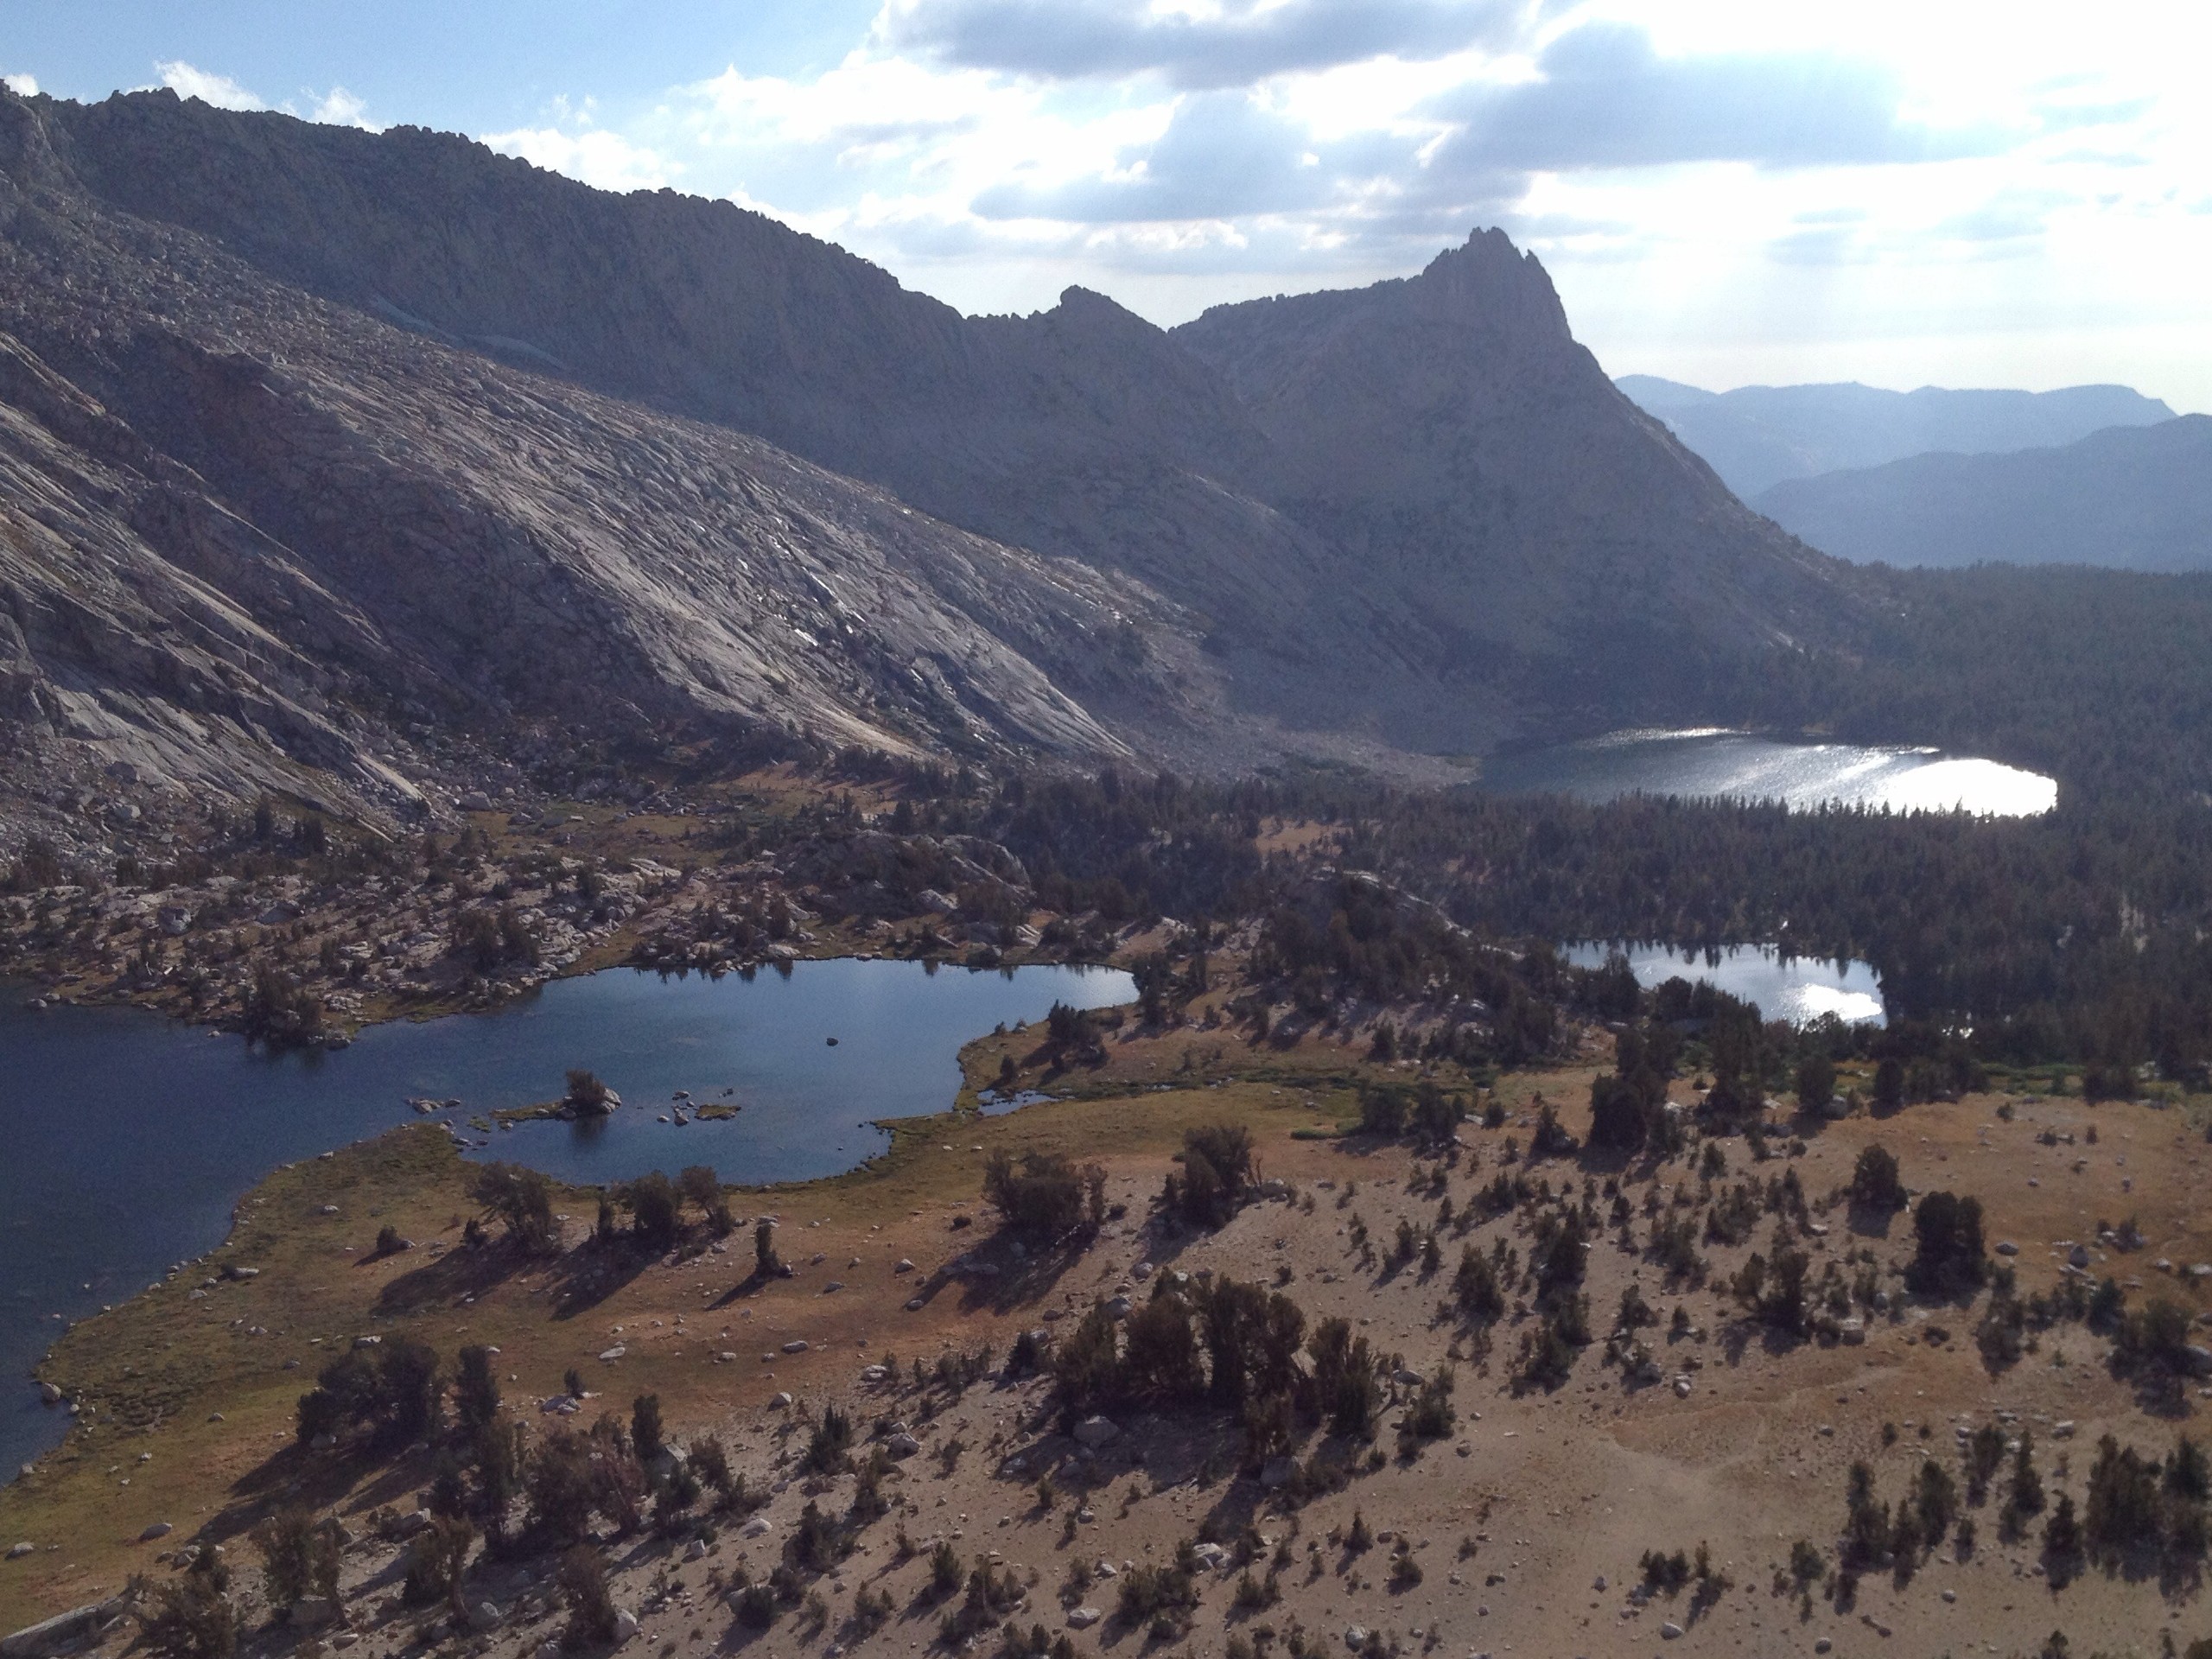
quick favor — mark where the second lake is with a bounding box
[1483,728,2056,817]
[1566,943,1887,1027]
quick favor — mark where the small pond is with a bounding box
[1566,942,1887,1027]
[0,959,1131,1478]
[1485,728,2056,816]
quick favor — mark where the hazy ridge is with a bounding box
[1618,372,2174,498]
[1756,415,2212,570]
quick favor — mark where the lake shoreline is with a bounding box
[0,958,1137,1482]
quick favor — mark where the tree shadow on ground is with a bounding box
[539,1240,657,1321]
[1719,1317,1810,1367]
[372,1236,545,1318]
[708,1263,787,1312]
[1844,1202,1899,1241]
[943,1228,1102,1319]
[200,1439,433,1556]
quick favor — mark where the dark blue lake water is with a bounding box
[0,960,1131,1480]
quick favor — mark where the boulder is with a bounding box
[613,1608,639,1643]
[2,1598,129,1659]
[137,1522,173,1543]
[1066,1608,1102,1630]
[5,1545,32,1560]
[1072,1416,1121,1448]
[741,1516,773,1539]
[888,1433,922,1457]
[1344,1627,1370,1650]
[466,1602,502,1634]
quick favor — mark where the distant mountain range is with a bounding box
[1616,375,2174,499]
[1755,416,2212,572]
[0,84,1875,836]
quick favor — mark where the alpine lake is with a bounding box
[0,959,1132,1477]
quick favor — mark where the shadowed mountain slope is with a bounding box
[1173,236,1857,729]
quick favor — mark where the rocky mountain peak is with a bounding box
[1409,226,1572,340]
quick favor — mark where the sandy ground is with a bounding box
[5,1055,2212,1659]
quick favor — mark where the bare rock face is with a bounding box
[0,85,1218,836]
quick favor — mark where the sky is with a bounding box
[3,1,2209,410]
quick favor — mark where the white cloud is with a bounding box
[2,71,39,97]
[486,124,677,192]
[156,60,265,111]
[880,0,1522,88]
[308,86,381,130]
[148,62,384,134]
[283,0,2208,406]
